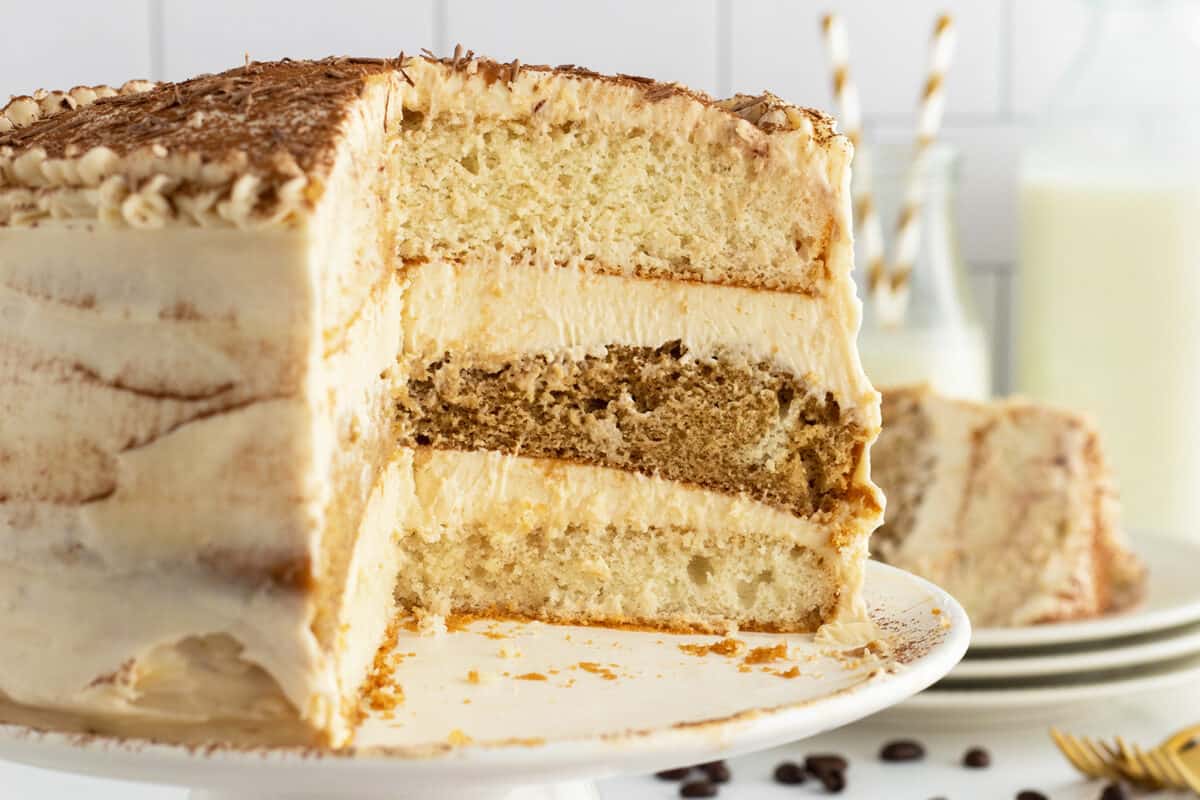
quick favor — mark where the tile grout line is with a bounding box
[715,0,732,98]
[147,0,165,81]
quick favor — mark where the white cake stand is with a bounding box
[0,562,968,800]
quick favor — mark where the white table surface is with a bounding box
[4,686,1198,800]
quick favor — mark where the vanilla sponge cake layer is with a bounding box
[0,56,882,746]
[401,448,865,631]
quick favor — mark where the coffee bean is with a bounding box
[1099,783,1128,800]
[818,768,846,793]
[699,760,731,784]
[805,753,849,774]
[655,767,692,781]
[880,739,926,762]
[963,746,991,768]
[679,780,717,798]
[772,761,807,785]
[1016,791,1048,800]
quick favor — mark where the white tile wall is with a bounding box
[1011,0,1087,115]
[159,0,434,81]
[443,0,720,94]
[729,0,1006,115]
[1,0,1104,392]
[0,1,153,96]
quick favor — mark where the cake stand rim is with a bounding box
[0,562,969,794]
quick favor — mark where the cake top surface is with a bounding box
[0,52,838,162]
[0,58,396,178]
[0,52,844,230]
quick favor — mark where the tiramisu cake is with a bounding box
[872,385,1145,628]
[0,55,883,746]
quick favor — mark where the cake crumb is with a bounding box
[742,643,788,665]
[678,638,746,658]
[515,672,548,681]
[415,609,447,637]
[447,729,473,746]
[576,661,617,680]
[360,620,406,720]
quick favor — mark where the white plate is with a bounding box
[971,533,1200,650]
[874,652,1200,729]
[950,621,1200,680]
[0,562,968,800]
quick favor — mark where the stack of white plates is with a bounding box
[880,534,1200,726]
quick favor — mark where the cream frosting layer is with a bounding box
[0,452,413,741]
[402,259,879,419]
[405,447,866,622]
[0,97,403,740]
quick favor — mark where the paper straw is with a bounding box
[883,13,956,326]
[821,13,887,304]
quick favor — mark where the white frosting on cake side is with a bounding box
[0,79,406,741]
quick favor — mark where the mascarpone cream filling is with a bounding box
[402,259,878,418]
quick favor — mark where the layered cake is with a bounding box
[872,385,1145,628]
[0,55,883,745]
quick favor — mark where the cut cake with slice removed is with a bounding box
[871,385,1145,628]
[0,54,882,747]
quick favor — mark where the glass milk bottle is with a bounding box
[1018,0,1200,540]
[856,142,992,400]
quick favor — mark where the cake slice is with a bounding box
[0,55,882,746]
[872,385,1145,628]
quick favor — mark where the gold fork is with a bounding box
[1162,725,1200,793]
[1049,728,1131,784]
[1131,741,1189,790]
[1050,725,1200,793]
[1111,735,1161,788]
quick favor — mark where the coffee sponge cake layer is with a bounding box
[0,55,881,746]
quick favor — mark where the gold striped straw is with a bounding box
[881,13,956,327]
[820,13,886,304]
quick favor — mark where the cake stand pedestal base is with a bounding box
[190,778,600,800]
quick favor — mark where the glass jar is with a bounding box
[1017,0,1200,540]
[855,142,991,400]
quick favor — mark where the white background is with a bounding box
[0,0,1101,394]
